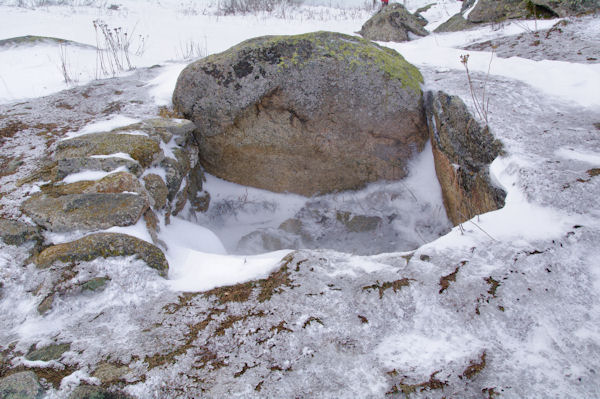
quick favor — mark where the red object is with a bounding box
[382,0,389,4]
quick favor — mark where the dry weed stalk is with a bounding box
[459,49,495,126]
[93,19,146,78]
[58,42,75,84]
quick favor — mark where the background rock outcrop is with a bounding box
[425,91,506,225]
[437,0,599,32]
[359,3,429,42]
[173,31,428,196]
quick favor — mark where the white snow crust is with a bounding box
[1,0,599,398]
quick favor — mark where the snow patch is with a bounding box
[61,166,127,184]
[147,62,188,106]
[166,247,290,292]
[556,147,600,165]
[64,115,141,139]
[90,152,136,162]
[376,332,485,378]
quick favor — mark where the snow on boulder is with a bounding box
[173,31,428,196]
[359,3,430,43]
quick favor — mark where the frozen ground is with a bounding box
[1,0,600,397]
[463,14,600,64]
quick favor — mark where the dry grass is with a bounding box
[363,279,412,299]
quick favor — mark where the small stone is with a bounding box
[336,212,382,233]
[37,294,55,315]
[68,385,133,399]
[26,343,70,362]
[80,277,110,292]
[0,218,42,247]
[92,363,130,384]
[279,218,303,235]
[143,174,169,210]
[0,371,44,399]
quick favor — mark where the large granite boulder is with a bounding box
[359,3,429,42]
[425,91,506,225]
[173,31,428,196]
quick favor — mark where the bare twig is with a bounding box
[459,49,495,126]
[58,42,75,85]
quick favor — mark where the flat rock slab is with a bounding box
[22,193,148,232]
[41,171,145,197]
[35,232,169,277]
[56,157,143,180]
[55,133,162,168]
[25,343,71,362]
[174,31,428,196]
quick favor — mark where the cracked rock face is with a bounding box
[173,31,428,196]
[425,91,506,225]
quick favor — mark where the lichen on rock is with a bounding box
[425,90,506,225]
[34,233,169,277]
[359,3,430,42]
[173,31,428,196]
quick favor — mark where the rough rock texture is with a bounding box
[55,133,163,168]
[68,386,133,399]
[34,232,169,277]
[21,192,148,232]
[0,218,42,247]
[0,371,44,399]
[462,17,600,64]
[465,0,595,22]
[143,174,169,210]
[25,343,71,361]
[39,172,146,197]
[425,91,505,225]
[55,157,143,180]
[92,363,130,384]
[440,0,599,32]
[434,13,476,33]
[359,3,430,42]
[173,31,428,196]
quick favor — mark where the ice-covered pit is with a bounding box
[191,141,452,256]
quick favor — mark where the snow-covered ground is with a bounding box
[1,0,600,397]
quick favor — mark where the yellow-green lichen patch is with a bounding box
[197,31,423,95]
[257,252,297,302]
[386,370,448,396]
[461,351,487,380]
[34,233,168,277]
[362,278,412,299]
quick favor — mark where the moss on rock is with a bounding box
[34,233,169,277]
[173,31,427,196]
[55,133,162,168]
